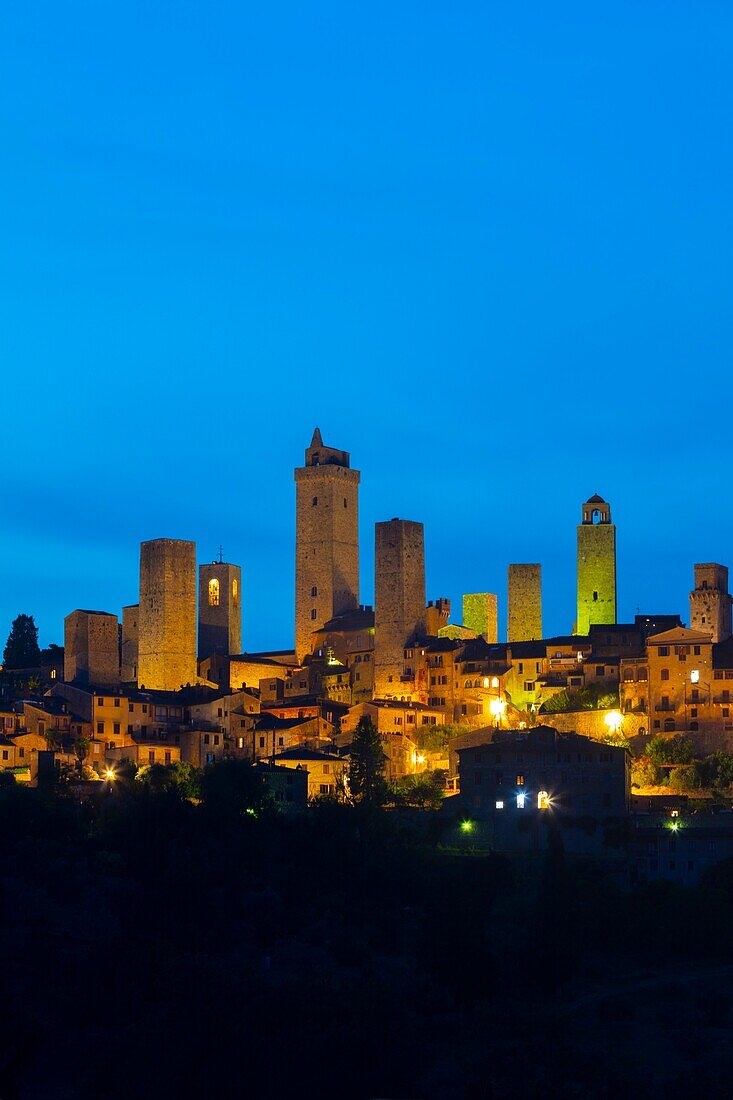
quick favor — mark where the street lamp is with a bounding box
[489,697,506,729]
[604,710,623,736]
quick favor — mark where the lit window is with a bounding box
[538,791,550,810]
[516,793,526,809]
[690,669,700,684]
[208,578,220,606]
[491,676,499,688]
[232,579,238,601]
[495,800,504,810]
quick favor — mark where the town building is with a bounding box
[64,609,120,687]
[689,563,732,644]
[463,593,498,642]
[455,725,630,853]
[272,746,347,800]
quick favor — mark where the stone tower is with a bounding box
[294,429,360,662]
[576,495,616,635]
[64,609,120,687]
[198,559,242,659]
[689,563,732,643]
[507,565,542,641]
[374,519,426,698]
[138,538,197,691]
[121,604,139,683]
[463,593,498,642]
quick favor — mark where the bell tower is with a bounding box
[294,429,360,662]
[576,494,616,635]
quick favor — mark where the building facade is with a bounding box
[689,563,732,644]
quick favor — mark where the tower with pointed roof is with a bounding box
[294,429,360,662]
[576,494,616,635]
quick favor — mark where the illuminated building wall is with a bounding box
[138,538,197,691]
[121,603,138,683]
[463,592,498,642]
[689,563,732,644]
[507,565,542,642]
[374,518,426,699]
[64,609,120,687]
[294,428,360,662]
[198,561,242,659]
[576,495,616,635]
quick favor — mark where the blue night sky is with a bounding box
[2,1,733,651]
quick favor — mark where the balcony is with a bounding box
[654,703,676,713]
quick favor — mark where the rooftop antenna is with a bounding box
[218,545,224,564]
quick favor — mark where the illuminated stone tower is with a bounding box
[121,604,139,683]
[294,429,360,662]
[576,495,616,635]
[64,609,120,686]
[689,563,732,643]
[463,593,498,642]
[198,559,242,659]
[374,519,426,698]
[507,565,542,641]
[138,538,197,690]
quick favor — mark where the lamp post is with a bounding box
[489,697,506,730]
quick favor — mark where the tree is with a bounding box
[647,735,695,766]
[631,757,661,788]
[348,716,387,805]
[73,737,90,778]
[199,759,270,818]
[2,614,41,669]
[668,763,703,791]
[390,771,445,809]
[135,761,201,799]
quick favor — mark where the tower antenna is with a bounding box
[218,545,224,564]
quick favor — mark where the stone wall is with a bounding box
[121,604,138,683]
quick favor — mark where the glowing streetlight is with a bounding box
[489,697,507,729]
[104,767,116,781]
[460,819,474,833]
[604,710,623,735]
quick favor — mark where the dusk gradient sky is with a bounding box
[2,1,733,650]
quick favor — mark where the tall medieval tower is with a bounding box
[689,563,732,643]
[198,560,242,659]
[374,519,426,698]
[294,429,360,662]
[138,538,197,690]
[507,564,542,641]
[576,495,616,635]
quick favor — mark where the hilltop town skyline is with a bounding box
[4,424,732,654]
